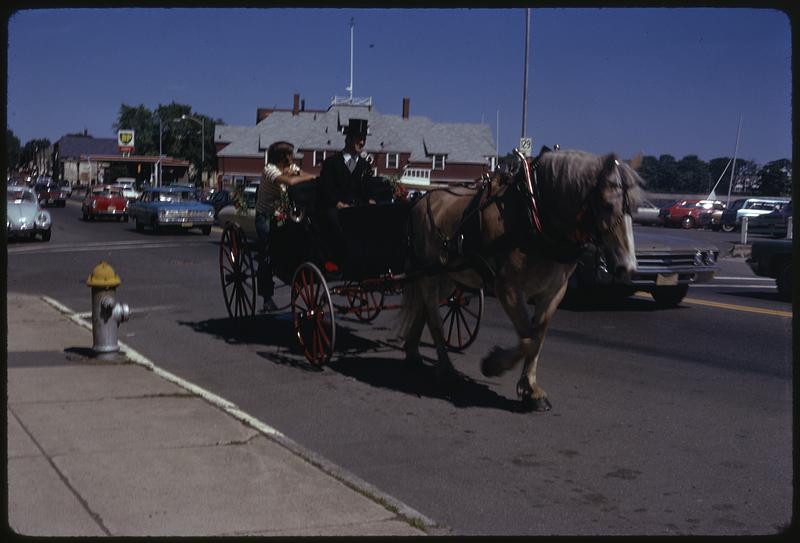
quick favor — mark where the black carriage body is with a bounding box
[271,177,409,284]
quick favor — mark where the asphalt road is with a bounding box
[6,200,793,535]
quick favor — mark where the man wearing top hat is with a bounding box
[316,118,375,267]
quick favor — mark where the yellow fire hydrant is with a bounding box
[86,261,130,359]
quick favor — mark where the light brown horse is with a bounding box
[397,148,643,411]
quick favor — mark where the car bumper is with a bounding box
[8,224,47,237]
[594,263,718,289]
[156,217,214,226]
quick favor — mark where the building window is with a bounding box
[385,153,399,169]
[432,154,446,170]
[313,150,327,166]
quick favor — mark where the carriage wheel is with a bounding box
[345,282,385,322]
[291,262,336,366]
[439,287,484,351]
[219,223,257,318]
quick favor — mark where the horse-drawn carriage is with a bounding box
[220,147,643,411]
[218,176,485,366]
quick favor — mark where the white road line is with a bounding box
[8,242,209,255]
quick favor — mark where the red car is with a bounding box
[658,199,721,229]
[82,185,129,222]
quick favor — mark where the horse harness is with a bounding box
[414,149,632,282]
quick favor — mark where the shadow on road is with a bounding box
[178,313,529,413]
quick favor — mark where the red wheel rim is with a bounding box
[345,282,384,322]
[219,225,256,318]
[439,287,484,350]
[292,264,335,365]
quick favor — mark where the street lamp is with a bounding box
[178,114,204,185]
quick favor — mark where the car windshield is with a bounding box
[158,191,196,202]
[94,188,121,196]
[748,202,779,211]
[8,190,35,202]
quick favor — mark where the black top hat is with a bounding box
[344,118,369,138]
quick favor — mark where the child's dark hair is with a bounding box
[267,141,294,165]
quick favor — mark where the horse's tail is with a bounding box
[395,277,424,340]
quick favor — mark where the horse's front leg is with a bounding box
[516,281,569,411]
[480,282,532,378]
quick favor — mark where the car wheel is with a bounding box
[776,262,792,302]
[135,217,144,232]
[681,216,695,229]
[82,210,88,221]
[721,223,736,233]
[40,229,51,242]
[123,214,129,223]
[201,225,212,235]
[151,217,160,234]
[651,284,689,308]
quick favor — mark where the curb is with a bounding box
[40,295,446,535]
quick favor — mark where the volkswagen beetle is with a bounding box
[7,186,52,241]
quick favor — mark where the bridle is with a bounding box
[509,148,631,247]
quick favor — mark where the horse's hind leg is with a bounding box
[402,307,426,368]
[419,277,458,382]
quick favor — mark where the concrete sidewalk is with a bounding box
[6,292,435,536]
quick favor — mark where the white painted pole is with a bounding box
[726,114,742,207]
[349,18,354,101]
[787,216,793,240]
[741,216,749,245]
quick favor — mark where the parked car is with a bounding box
[747,201,793,238]
[111,177,141,202]
[718,197,790,232]
[216,186,258,235]
[632,199,662,225]
[209,188,234,220]
[7,186,52,241]
[59,180,73,198]
[33,177,67,207]
[568,230,719,307]
[658,199,720,229]
[128,185,214,235]
[747,238,792,301]
[82,185,129,222]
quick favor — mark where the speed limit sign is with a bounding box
[519,137,533,157]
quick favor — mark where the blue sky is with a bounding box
[6,7,792,165]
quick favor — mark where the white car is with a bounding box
[7,186,52,241]
[111,178,141,202]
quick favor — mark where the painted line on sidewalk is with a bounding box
[40,295,442,534]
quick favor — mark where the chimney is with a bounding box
[402,97,410,119]
[292,94,300,116]
[301,99,305,111]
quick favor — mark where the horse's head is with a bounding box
[585,153,642,275]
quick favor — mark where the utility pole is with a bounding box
[521,8,530,139]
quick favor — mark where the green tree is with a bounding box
[655,155,678,192]
[755,159,792,196]
[20,138,51,170]
[675,155,710,193]
[637,155,659,190]
[6,129,21,170]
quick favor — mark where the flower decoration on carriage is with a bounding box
[386,174,409,203]
[273,184,292,227]
[231,186,248,217]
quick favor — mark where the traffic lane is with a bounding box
[553,292,791,379]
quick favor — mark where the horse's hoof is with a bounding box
[480,347,505,377]
[521,395,552,412]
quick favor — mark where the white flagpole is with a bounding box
[726,114,742,207]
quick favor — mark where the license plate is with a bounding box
[108,206,116,212]
[181,222,193,228]
[656,273,679,286]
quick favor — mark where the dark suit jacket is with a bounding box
[317,152,372,210]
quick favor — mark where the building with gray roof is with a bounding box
[214,95,497,187]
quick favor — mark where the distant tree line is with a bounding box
[500,150,791,197]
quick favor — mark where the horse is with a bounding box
[396,147,643,411]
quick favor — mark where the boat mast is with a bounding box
[725,114,742,207]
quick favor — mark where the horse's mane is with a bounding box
[534,149,643,209]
